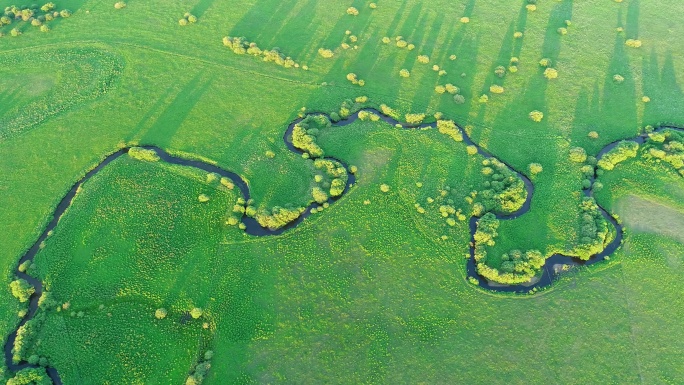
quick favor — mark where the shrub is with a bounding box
[417,55,430,64]
[114,2,126,9]
[41,2,56,12]
[188,14,198,23]
[588,131,599,139]
[437,120,463,142]
[444,84,459,95]
[529,110,544,122]
[435,85,446,94]
[489,85,504,94]
[449,54,457,60]
[179,18,188,26]
[291,123,324,157]
[10,28,21,37]
[467,145,478,155]
[370,3,377,9]
[255,206,305,229]
[571,197,609,260]
[544,68,558,79]
[432,65,440,72]
[128,147,160,162]
[514,31,523,38]
[381,37,390,44]
[7,367,51,385]
[494,66,506,78]
[453,94,466,104]
[479,94,489,103]
[557,27,568,35]
[10,279,34,303]
[155,308,167,319]
[396,40,408,48]
[597,141,639,170]
[613,74,625,83]
[405,113,426,125]
[190,307,203,319]
[60,9,72,17]
[380,104,399,119]
[40,24,49,32]
[642,96,651,103]
[539,58,552,67]
[312,187,328,204]
[625,39,642,48]
[399,69,410,78]
[569,147,587,163]
[380,184,391,193]
[460,17,470,23]
[526,4,537,11]
[529,163,543,174]
[198,194,210,203]
[346,7,359,16]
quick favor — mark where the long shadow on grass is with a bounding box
[595,26,638,143]
[191,0,218,18]
[643,50,684,125]
[139,74,214,149]
[625,0,640,39]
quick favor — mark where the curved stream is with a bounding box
[4,107,682,383]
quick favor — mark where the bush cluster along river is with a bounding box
[5,108,682,383]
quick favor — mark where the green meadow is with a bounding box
[0,0,683,383]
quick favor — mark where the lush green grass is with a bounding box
[0,0,683,383]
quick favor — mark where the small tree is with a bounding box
[529,163,543,174]
[190,307,203,319]
[529,110,544,122]
[155,308,167,319]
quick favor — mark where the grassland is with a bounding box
[1,0,683,383]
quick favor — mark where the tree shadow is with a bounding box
[124,83,179,143]
[139,73,214,149]
[625,0,640,39]
[642,49,684,125]
[229,0,301,43]
[595,27,638,143]
[191,0,218,19]
[46,1,90,31]
[541,0,574,63]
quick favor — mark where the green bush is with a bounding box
[128,147,160,162]
[10,278,35,303]
[476,159,527,214]
[569,147,587,163]
[597,141,639,170]
[155,308,167,319]
[190,307,203,319]
[7,367,51,385]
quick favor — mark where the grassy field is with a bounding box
[1,0,683,383]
